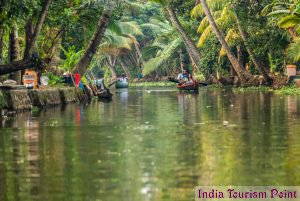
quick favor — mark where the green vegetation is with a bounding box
[233,86,272,93]
[129,81,176,87]
[0,0,299,91]
[276,86,300,95]
[0,91,7,109]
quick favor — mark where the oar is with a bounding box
[168,77,180,83]
[198,82,208,86]
[108,80,117,87]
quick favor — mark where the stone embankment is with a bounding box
[0,87,84,115]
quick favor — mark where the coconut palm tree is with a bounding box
[72,0,143,76]
[193,0,273,84]
[197,0,251,84]
[148,0,201,68]
[96,20,143,79]
[141,17,183,75]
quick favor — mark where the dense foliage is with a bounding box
[0,0,299,86]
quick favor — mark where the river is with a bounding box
[0,87,300,201]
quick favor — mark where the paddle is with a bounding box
[108,80,117,87]
[168,77,180,83]
[198,82,208,86]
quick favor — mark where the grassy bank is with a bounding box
[275,86,300,95]
[129,81,300,95]
[129,81,176,87]
[209,85,300,95]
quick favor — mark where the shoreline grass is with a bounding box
[129,81,176,87]
[129,82,300,95]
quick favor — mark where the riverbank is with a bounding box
[208,85,300,95]
[0,87,84,115]
[129,81,176,87]
[129,81,300,95]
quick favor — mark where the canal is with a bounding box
[0,87,300,201]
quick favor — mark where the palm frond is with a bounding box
[102,31,133,50]
[287,38,300,62]
[267,10,291,16]
[191,0,229,18]
[197,26,213,47]
[143,37,182,75]
[147,0,168,6]
[197,17,210,34]
[278,14,300,28]
[108,21,143,36]
[197,10,222,33]
[219,29,240,57]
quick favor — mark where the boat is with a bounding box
[96,89,113,99]
[176,81,199,91]
[116,80,129,89]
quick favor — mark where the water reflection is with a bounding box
[0,88,300,201]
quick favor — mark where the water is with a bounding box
[0,87,300,201]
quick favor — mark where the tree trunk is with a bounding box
[233,45,242,76]
[47,28,64,56]
[166,7,201,68]
[72,10,112,75]
[237,45,243,66]
[0,27,4,64]
[133,42,145,66]
[195,0,200,6]
[107,56,117,79]
[199,0,250,84]
[288,27,299,41]
[234,14,273,85]
[119,58,131,79]
[24,21,34,59]
[24,0,52,59]
[0,59,34,75]
[9,24,22,84]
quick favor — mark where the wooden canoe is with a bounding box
[176,81,199,91]
[96,89,113,99]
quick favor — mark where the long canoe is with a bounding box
[97,89,113,99]
[176,81,199,91]
[116,80,129,89]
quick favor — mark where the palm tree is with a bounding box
[148,0,201,68]
[72,9,113,75]
[198,0,250,84]
[193,0,273,84]
[72,0,143,76]
[98,20,143,79]
[141,17,183,75]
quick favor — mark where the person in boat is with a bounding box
[179,69,190,84]
[177,69,183,80]
[188,73,194,84]
[176,62,187,80]
[118,74,128,83]
[95,78,105,90]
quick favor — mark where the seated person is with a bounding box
[180,69,189,83]
[93,78,104,90]
[118,74,128,83]
[177,69,183,80]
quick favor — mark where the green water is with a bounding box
[0,87,300,201]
